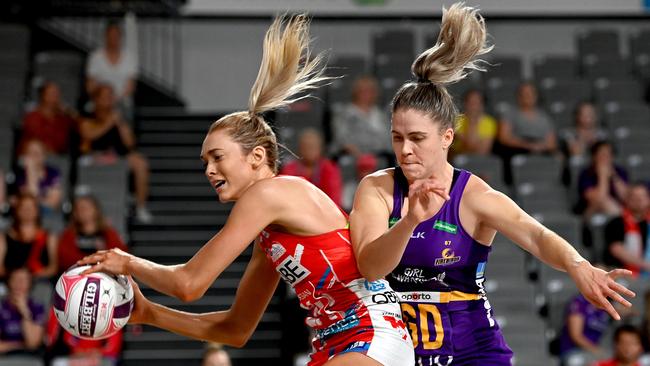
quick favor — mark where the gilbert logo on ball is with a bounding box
[53,265,134,340]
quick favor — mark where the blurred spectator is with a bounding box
[20,81,78,155]
[280,129,342,206]
[603,183,650,277]
[10,140,63,228]
[560,102,607,161]
[497,82,557,155]
[79,84,152,223]
[57,195,128,273]
[0,193,58,279]
[0,268,45,355]
[46,306,123,366]
[331,76,392,158]
[558,293,609,363]
[202,343,231,366]
[452,89,497,156]
[576,141,629,218]
[86,20,137,121]
[592,325,644,366]
[342,153,377,211]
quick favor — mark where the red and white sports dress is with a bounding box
[258,226,413,365]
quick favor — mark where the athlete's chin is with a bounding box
[401,164,425,180]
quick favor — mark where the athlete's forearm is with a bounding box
[533,226,586,273]
[144,301,248,347]
[357,215,419,281]
[127,257,193,301]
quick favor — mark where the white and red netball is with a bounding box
[53,265,134,340]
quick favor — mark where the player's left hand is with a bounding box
[78,248,134,276]
[127,277,151,325]
[567,261,635,320]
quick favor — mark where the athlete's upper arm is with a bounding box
[181,180,284,299]
[466,177,544,255]
[349,173,392,259]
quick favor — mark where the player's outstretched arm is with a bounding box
[130,243,280,347]
[79,180,283,302]
[466,176,635,320]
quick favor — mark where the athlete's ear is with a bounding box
[248,145,267,169]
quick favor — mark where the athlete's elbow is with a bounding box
[174,279,205,303]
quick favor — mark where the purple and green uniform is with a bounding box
[387,167,513,366]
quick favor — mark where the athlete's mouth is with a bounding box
[214,180,225,189]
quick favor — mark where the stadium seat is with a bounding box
[533,55,578,80]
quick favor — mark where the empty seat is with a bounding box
[538,78,591,106]
[374,54,413,82]
[625,154,650,184]
[593,79,644,104]
[486,56,523,80]
[485,77,520,111]
[603,102,650,130]
[372,29,415,59]
[453,154,505,191]
[274,95,326,153]
[0,128,14,172]
[533,55,578,80]
[511,154,563,186]
[544,101,574,130]
[0,24,30,55]
[581,55,631,79]
[630,29,650,80]
[577,29,621,59]
[516,183,569,215]
[612,128,650,157]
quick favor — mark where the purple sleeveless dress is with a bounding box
[387,167,514,366]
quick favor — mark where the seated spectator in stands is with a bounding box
[593,325,645,366]
[0,268,45,355]
[576,141,629,218]
[202,343,231,366]
[0,193,58,279]
[452,89,497,157]
[46,306,123,366]
[86,20,137,121]
[331,76,392,159]
[57,195,128,273]
[558,292,610,363]
[603,183,650,277]
[11,140,63,228]
[20,81,78,155]
[496,82,557,155]
[561,102,607,161]
[280,129,342,206]
[79,84,152,223]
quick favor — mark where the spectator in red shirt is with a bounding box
[20,81,77,156]
[46,306,123,366]
[593,325,644,366]
[57,195,127,273]
[280,129,343,206]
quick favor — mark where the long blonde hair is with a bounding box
[392,2,492,130]
[208,14,330,173]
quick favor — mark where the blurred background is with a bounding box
[0,0,649,365]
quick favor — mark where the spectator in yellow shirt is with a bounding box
[452,89,497,156]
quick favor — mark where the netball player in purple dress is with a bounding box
[349,3,635,365]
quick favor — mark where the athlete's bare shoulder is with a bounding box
[360,168,395,191]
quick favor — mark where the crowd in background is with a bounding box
[0,18,649,366]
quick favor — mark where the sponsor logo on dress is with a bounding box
[433,220,457,234]
[363,280,386,292]
[389,217,399,228]
[269,243,286,262]
[410,231,426,239]
[391,267,437,284]
[276,256,310,286]
[371,290,399,304]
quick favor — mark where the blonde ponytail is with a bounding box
[248,14,329,115]
[392,2,492,131]
[208,14,330,174]
[412,2,492,85]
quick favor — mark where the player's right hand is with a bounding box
[78,248,134,276]
[405,178,449,223]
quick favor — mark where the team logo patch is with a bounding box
[434,248,462,266]
[391,267,437,284]
[363,280,386,292]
